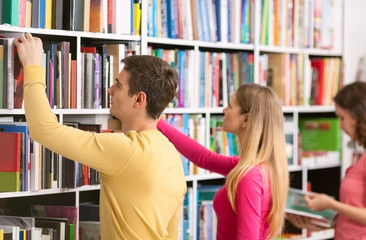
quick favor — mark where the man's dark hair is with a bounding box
[122,55,178,119]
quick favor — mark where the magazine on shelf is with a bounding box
[285,188,337,228]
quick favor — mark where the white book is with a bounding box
[30,140,40,191]
[220,53,228,107]
[102,0,108,33]
[206,0,217,42]
[112,0,122,34]
[182,0,193,40]
[121,0,132,34]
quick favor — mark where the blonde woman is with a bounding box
[158,84,289,239]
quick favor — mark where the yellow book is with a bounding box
[260,0,269,45]
[134,1,142,35]
[156,0,162,37]
[45,0,52,29]
[26,0,32,28]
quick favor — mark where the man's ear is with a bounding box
[135,92,147,107]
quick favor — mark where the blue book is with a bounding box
[160,0,168,38]
[215,0,221,42]
[0,123,30,191]
[148,0,153,36]
[198,0,210,41]
[227,0,231,42]
[166,0,177,38]
[182,114,190,176]
[152,0,158,37]
[199,52,205,108]
[39,0,46,28]
[178,50,185,107]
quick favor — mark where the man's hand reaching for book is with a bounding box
[14,32,44,67]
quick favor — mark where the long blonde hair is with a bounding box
[226,84,289,239]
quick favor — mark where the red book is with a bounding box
[0,132,21,172]
[310,58,325,105]
[81,47,97,53]
[14,46,24,109]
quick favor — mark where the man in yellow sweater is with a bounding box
[14,33,186,240]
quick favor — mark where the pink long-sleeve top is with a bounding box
[335,152,366,239]
[158,119,272,240]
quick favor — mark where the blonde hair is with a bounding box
[226,84,289,239]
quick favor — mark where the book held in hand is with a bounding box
[285,188,337,228]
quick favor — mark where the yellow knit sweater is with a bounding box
[24,65,186,239]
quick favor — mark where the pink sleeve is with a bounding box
[236,167,267,239]
[158,118,239,176]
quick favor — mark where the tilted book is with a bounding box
[285,188,337,228]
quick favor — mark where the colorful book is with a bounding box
[285,188,336,228]
[13,45,24,109]
[0,123,30,191]
[0,132,21,192]
[2,0,20,26]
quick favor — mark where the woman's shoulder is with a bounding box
[240,165,266,183]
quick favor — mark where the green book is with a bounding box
[285,188,336,228]
[0,172,19,192]
[2,0,20,26]
[69,223,75,240]
[299,118,341,152]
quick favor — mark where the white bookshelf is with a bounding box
[0,0,347,239]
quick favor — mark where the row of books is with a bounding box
[0,35,341,110]
[259,53,306,106]
[0,203,100,240]
[148,0,254,43]
[199,51,253,108]
[0,34,140,110]
[179,185,220,240]
[163,114,340,171]
[163,114,238,176]
[149,47,254,109]
[164,114,208,176]
[0,121,103,192]
[1,0,142,35]
[310,57,343,106]
[260,0,342,50]
[259,53,343,107]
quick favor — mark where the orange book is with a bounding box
[90,0,103,33]
[70,60,77,109]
